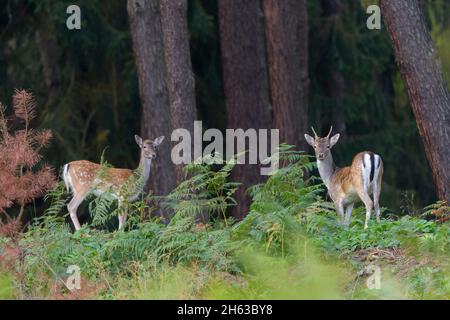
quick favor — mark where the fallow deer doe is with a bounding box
[304,127,383,229]
[62,135,164,231]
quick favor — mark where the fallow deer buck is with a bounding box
[304,127,383,229]
[62,135,165,231]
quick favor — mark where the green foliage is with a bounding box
[43,182,68,217]
[421,200,450,223]
[307,213,437,251]
[88,192,118,228]
[103,216,238,273]
[204,245,348,300]
[234,145,326,255]
[0,273,15,299]
[163,155,239,223]
[405,264,450,299]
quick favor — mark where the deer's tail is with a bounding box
[62,163,73,194]
[363,152,382,190]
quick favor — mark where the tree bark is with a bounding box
[321,0,342,16]
[218,0,272,219]
[127,0,176,209]
[160,0,197,184]
[35,13,61,108]
[263,0,309,151]
[320,0,346,137]
[381,0,450,203]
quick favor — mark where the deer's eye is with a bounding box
[313,145,317,149]
[327,145,330,149]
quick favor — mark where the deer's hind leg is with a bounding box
[357,189,373,230]
[344,203,354,227]
[67,190,89,231]
[373,160,383,223]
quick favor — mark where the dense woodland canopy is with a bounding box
[0,0,449,218]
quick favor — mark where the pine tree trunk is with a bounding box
[218,0,272,219]
[320,0,346,137]
[381,0,450,203]
[35,13,61,108]
[127,0,176,208]
[160,0,197,184]
[263,0,309,151]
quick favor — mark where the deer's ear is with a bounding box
[304,134,315,146]
[330,133,340,147]
[134,134,143,147]
[153,136,165,147]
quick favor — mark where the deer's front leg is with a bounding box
[336,200,345,225]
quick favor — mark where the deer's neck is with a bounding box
[317,154,337,189]
[138,156,152,181]
[127,156,152,201]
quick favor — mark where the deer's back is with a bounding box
[67,160,133,189]
[329,152,372,201]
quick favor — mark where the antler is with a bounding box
[326,126,333,138]
[311,126,319,138]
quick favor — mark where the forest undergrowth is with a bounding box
[0,145,449,300]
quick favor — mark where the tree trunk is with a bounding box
[35,13,61,108]
[218,0,272,219]
[127,0,176,210]
[160,0,197,184]
[381,0,450,203]
[320,0,346,137]
[263,0,309,151]
[321,0,342,16]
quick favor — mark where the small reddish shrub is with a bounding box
[0,89,56,219]
[0,244,20,272]
[0,90,56,299]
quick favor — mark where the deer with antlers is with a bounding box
[62,135,164,231]
[304,127,383,229]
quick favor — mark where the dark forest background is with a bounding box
[0,0,449,216]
